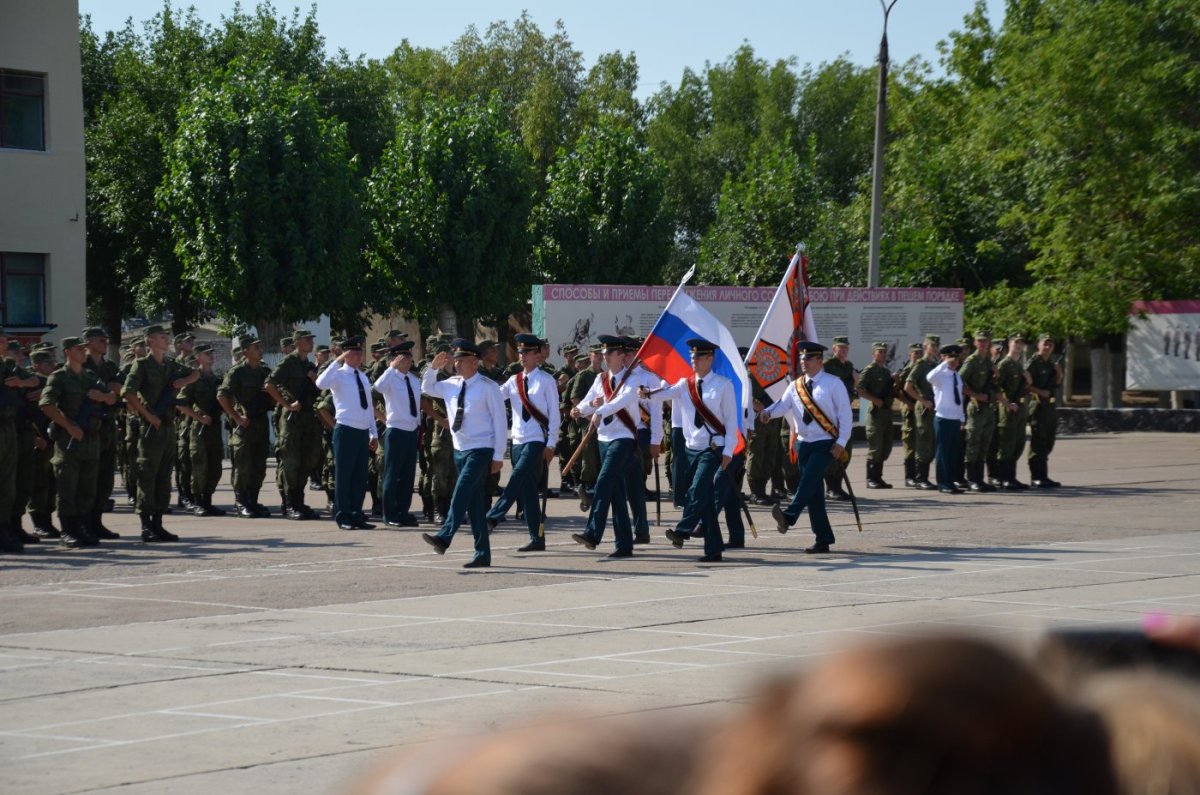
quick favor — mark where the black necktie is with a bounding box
[452,382,466,431]
[519,374,530,422]
[405,375,417,417]
[802,379,813,425]
[602,375,612,425]
[693,378,704,428]
[355,370,368,410]
[953,373,961,405]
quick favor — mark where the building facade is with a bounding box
[0,0,86,344]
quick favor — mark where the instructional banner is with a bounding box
[533,284,963,370]
[1127,300,1200,390]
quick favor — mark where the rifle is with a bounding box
[143,383,183,438]
[232,390,271,438]
[65,387,108,450]
[197,394,222,437]
[653,458,662,527]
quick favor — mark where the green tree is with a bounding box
[532,120,671,285]
[365,99,534,331]
[158,62,362,327]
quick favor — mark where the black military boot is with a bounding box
[250,489,271,518]
[953,459,970,491]
[748,479,774,505]
[30,512,60,540]
[58,517,89,549]
[0,523,25,554]
[1006,461,1029,490]
[139,513,157,540]
[915,461,935,490]
[206,495,227,516]
[90,510,120,540]
[1038,460,1061,488]
[870,461,893,489]
[234,493,255,518]
[986,460,1003,487]
[146,513,180,542]
[13,515,41,545]
[280,490,291,517]
[904,459,917,488]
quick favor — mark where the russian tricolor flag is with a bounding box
[635,284,751,454]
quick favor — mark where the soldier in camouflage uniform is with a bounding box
[746,378,780,504]
[177,343,227,517]
[5,338,42,545]
[82,327,123,536]
[994,334,1030,490]
[26,349,59,538]
[563,345,602,511]
[421,343,457,521]
[172,332,196,511]
[958,329,999,492]
[40,336,119,548]
[1,328,43,552]
[903,335,940,490]
[119,336,147,506]
[856,341,896,489]
[123,325,198,541]
[219,335,273,518]
[557,349,584,495]
[895,343,921,486]
[821,336,857,499]
[266,329,323,520]
[1026,334,1063,488]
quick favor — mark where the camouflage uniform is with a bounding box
[220,351,273,514]
[958,335,998,491]
[857,346,895,488]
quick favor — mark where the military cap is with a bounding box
[597,334,623,353]
[562,344,578,354]
[370,341,389,353]
[342,335,365,351]
[143,324,168,337]
[389,340,415,356]
[81,326,109,340]
[279,337,294,348]
[127,335,145,346]
[588,342,604,353]
[940,344,963,357]
[425,335,438,345]
[433,342,452,355]
[451,338,481,358]
[973,328,992,340]
[238,334,260,349]
[514,333,541,352]
[573,353,589,363]
[478,340,499,352]
[872,341,889,351]
[1009,333,1027,343]
[174,332,194,343]
[956,337,971,347]
[617,336,639,352]
[315,344,330,353]
[292,329,315,341]
[832,336,850,346]
[32,341,55,352]
[687,338,717,355]
[923,334,940,345]
[795,340,827,355]
[1037,333,1054,343]
[436,334,454,343]
[61,336,86,350]
[31,350,55,365]
[6,340,21,352]
[193,343,214,355]
[331,336,345,347]
[386,329,407,339]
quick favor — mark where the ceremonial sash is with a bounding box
[516,371,550,443]
[795,378,850,464]
[601,373,639,438]
[687,375,725,437]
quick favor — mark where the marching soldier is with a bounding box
[122,325,198,541]
[266,329,323,520]
[856,341,895,489]
[623,338,662,546]
[485,333,561,552]
[1027,334,1063,488]
[177,343,226,516]
[40,336,119,548]
[903,335,940,490]
[419,340,508,568]
[219,334,273,518]
[995,334,1030,490]
[959,329,999,492]
[822,336,857,500]
[643,338,740,562]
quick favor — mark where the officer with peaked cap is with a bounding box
[373,340,422,526]
[315,336,379,529]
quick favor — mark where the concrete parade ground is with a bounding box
[1,431,1198,794]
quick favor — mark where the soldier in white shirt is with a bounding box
[372,340,423,527]
[486,334,561,552]
[927,344,967,494]
[759,340,852,554]
[569,335,640,558]
[419,340,508,568]
[313,336,379,530]
[640,338,739,562]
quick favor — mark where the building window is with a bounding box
[0,253,46,326]
[0,70,46,151]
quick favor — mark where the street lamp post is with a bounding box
[868,0,899,289]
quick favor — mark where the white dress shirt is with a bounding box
[762,368,852,447]
[629,365,665,445]
[500,367,561,446]
[927,360,966,422]
[373,366,422,432]
[314,362,378,439]
[575,367,640,443]
[421,369,507,460]
[648,372,739,456]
